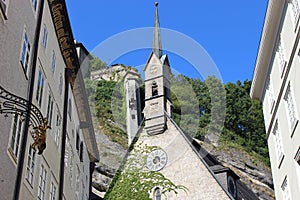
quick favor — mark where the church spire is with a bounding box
[152,2,162,58]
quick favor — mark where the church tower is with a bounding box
[144,2,172,135]
[105,3,244,200]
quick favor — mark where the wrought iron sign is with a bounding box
[0,85,50,154]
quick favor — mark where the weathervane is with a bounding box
[0,85,50,154]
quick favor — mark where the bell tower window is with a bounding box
[152,81,158,96]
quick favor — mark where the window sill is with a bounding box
[7,148,18,166]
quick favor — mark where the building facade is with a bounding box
[0,1,99,200]
[250,0,300,199]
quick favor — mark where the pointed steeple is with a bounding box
[152,2,162,58]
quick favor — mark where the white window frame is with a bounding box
[54,108,61,147]
[38,164,47,200]
[49,179,57,200]
[69,148,74,188]
[36,69,45,107]
[281,176,291,200]
[51,50,56,74]
[276,36,287,77]
[290,0,300,26]
[266,77,275,113]
[64,135,69,168]
[0,0,9,19]
[42,24,48,48]
[9,114,23,160]
[20,30,31,77]
[284,83,298,136]
[26,145,36,186]
[273,120,284,167]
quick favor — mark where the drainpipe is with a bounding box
[13,0,45,199]
[58,68,72,200]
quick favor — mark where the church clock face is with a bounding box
[146,149,168,171]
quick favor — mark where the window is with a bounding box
[51,50,56,74]
[80,142,83,162]
[59,73,63,96]
[76,129,80,152]
[76,165,80,195]
[49,181,57,200]
[9,114,22,159]
[32,0,37,11]
[290,0,300,24]
[266,78,275,112]
[69,149,74,188]
[55,110,61,147]
[295,147,300,165]
[36,69,45,107]
[276,36,287,76]
[26,146,36,186]
[20,31,31,76]
[42,24,48,48]
[153,188,161,200]
[152,81,158,96]
[284,84,298,133]
[273,121,284,166]
[68,99,72,120]
[38,164,47,200]
[0,0,9,19]
[46,91,54,128]
[281,176,291,200]
[64,136,69,168]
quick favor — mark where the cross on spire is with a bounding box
[152,1,162,58]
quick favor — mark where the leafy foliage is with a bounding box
[171,76,269,165]
[85,79,128,148]
[90,55,107,71]
[104,144,187,200]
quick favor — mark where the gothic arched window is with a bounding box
[152,81,158,96]
[153,187,161,200]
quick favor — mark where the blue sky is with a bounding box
[65,0,268,83]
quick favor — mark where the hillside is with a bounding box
[86,64,274,199]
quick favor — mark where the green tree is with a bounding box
[85,79,128,148]
[90,55,107,71]
[170,74,199,137]
[170,76,268,165]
